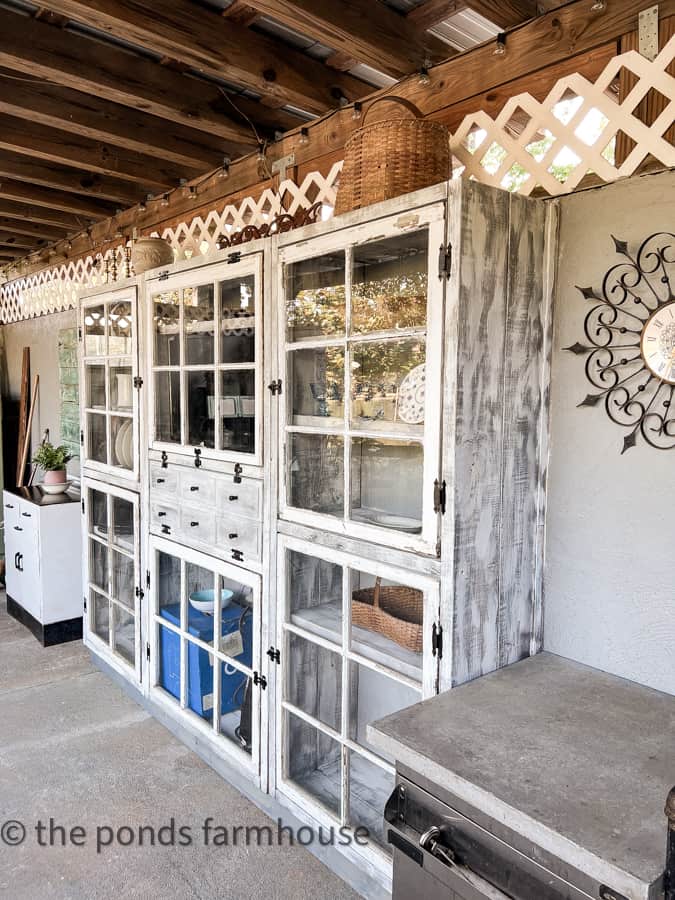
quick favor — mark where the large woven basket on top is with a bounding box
[335,95,451,216]
[352,577,423,653]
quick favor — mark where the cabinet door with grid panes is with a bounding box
[277,205,446,556]
[148,255,263,466]
[276,535,440,861]
[83,479,142,681]
[148,536,264,786]
[80,287,139,481]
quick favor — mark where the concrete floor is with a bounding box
[0,599,359,899]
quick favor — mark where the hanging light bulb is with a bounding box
[160,193,170,207]
[298,127,310,146]
[352,101,363,121]
[418,66,431,85]
[590,0,606,9]
[138,197,147,213]
[256,143,266,163]
[217,156,231,179]
[493,33,507,57]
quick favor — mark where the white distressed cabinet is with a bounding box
[4,488,82,644]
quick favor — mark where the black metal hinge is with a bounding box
[194,447,202,468]
[253,671,267,690]
[231,549,244,563]
[146,570,151,589]
[80,429,84,446]
[78,325,82,341]
[268,379,283,396]
[433,478,447,515]
[438,243,452,280]
[157,270,170,282]
[81,499,85,514]
[146,643,151,662]
[266,646,281,664]
[432,623,443,659]
[227,251,242,264]
[133,376,143,389]
[160,450,168,469]
[83,597,87,613]
[135,586,144,600]
[233,462,242,484]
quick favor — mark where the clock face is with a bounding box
[641,302,675,384]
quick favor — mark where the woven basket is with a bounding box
[335,96,451,216]
[352,577,423,653]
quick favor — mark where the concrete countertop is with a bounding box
[367,652,675,900]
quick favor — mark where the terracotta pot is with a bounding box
[43,469,67,485]
[131,237,174,275]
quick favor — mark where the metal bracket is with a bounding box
[146,569,151,589]
[227,251,242,265]
[133,376,143,389]
[432,622,443,659]
[639,5,659,61]
[146,643,151,662]
[271,152,296,181]
[233,462,243,484]
[157,270,170,282]
[231,548,244,563]
[438,243,452,280]
[433,478,447,515]
[83,597,87,613]
[194,447,202,468]
[253,671,268,690]
[268,379,283,396]
[266,646,281,664]
[160,450,168,469]
[80,429,84,446]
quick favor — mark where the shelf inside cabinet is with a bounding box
[291,599,422,682]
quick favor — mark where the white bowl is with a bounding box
[188,588,234,615]
[41,480,73,495]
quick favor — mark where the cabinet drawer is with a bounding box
[150,502,180,537]
[179,507,216,547]
[3,496,19,531]
[217,515,261,563]
[150,466,178,494]
[17,502,39,539]
[216,478,262,521]
[179,469,216,505]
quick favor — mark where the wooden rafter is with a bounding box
[0,178,117,219]
[0,232,48,250]
[406,1,464,30]
[23,1,370,114]
[462,1,539,28]
[242,0,452,78]
[0,201,91,231]
[221,0,260,27]
[0,218,70,241]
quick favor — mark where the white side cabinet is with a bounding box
[4,488,82,644]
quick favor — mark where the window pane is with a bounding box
[111,416,133,470]
[220,370,255,453]
[157,551,181,617]
[153,291,180,366]
[286,712,341,817]
[220,275,255,364]
[85,364,106,409]
[108,300,133,356]
[187,370,215,448]
[91,590,110,643]
[288,432,344,517]
[287,632,342,731]
[109,362,133,412]
[154,371,181,444]
[347,751,394,853]
[351,231,428,334]
[84,305,105,356]
[187,644,215,723]
[111,496,134,552]
[287,550,343,642]
[350,338,426,434]
[219,664,252,755]
[86,412,107,464]
[112,603,135,667]
[185,562,215,632]
[158,625,181,703]
[348,660,421,757]
[350,438,423,533]
[112,551,135,611]
[289,347,344,425]
[216,576,254,661]
[285,252,346,341]
[89,540,108,592]
[88,488,107,537]
[184,284,215,365]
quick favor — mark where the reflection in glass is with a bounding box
[84,305,106,356]
[108,301,133,355]
[347,751,395,852]
[352,230,428,334]
[112,551,134,610]
[91,590,110,643]
[90,539,108,592]
[157,625,181,703]
[88,488,107,537]
[289,347,344,425]
[111,496,134,551]
[111,416,133,470]
[184,284,215,365]
[153,291,180,366]
[288,549,343,623]
[285,252,346,341]
[155,371,181,444]
[217,577,254,658]
[348,659,421,758]
[87,413,107,464]
[286,712,341,816]
[187,370,215,448]
[112,603,135,666]
[219,664,252,755]
[157,551,181,616]
[350,338,426,431]
[220,370,255,453]
[86,364,106,409]
[220,275,255,363]
[287,632,342,731]
[109,363,133,411]
[350,438,423,532]
[288,432,344,516]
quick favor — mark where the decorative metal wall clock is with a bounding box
[565,232,675,453]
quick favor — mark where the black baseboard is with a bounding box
[6,595,83,647]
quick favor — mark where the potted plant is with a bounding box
[32,442,72,485]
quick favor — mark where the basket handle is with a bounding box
[362,95,423,126]
[373,577,382,609]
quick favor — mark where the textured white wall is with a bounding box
[544,170,675,696]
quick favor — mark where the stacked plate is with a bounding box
[114,420,133,468]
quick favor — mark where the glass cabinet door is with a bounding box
[149,256,262,464]
[277,535,440,855]
[279,207,446,554]
[149,536,263,782]
[81,288,138,479]
[84,479,141,680]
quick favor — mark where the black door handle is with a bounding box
[157,511,166,517]
[13,525,23,531]
[190,521,199,527]
[189,485,199,492]
[5,503,14,509]
[229,533,238,540]
[229,495,238,501]
[14,552,19,569]
[21,512,31,518]
[17,553,23,572]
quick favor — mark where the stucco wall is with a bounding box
[544,170,675,696]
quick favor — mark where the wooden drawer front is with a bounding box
[179,507,216,547]
[150,501,180,537]
[150,466,178,494]
[179,469,216,506]
[217,515,261,564]
[216,478,262,521]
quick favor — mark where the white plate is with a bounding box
[122,420,133,468]
[41,480,73,495]
[114,422,127,468]
[354,509,422,533]
[397,363,426,425]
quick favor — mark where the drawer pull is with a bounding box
[5,503,14,509]
[157,512,167,518]
[228,533,238,540]
[190,485,199,492]
[13,525,23,531]
[156,478,165,484]
[229,495,238,501]
[190,521,199,527]
[21,512,31,518]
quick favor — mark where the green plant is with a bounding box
[32,442,72,471]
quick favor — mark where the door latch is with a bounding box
[433,479,447,515]
[268,379,283,396]
[194,447,202,468]
[267,646,281,664]
[438,243,452,280]
[233,462,243,484]
[160,450,168,469]
[253,671,267,690]
[432,622,443,659]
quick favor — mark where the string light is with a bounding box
[160,193,170,207]
[418,66,431,85]
[298,127,310,146]
[590,0,606,9]
[352,101,363,121]
[493,33,507,57]
[217,155,231,179]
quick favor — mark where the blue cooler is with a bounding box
[159,600,253,720]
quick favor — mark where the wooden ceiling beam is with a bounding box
[0,9,274,141]
[221,0,260,26]
[25,1,369,113]
[406,1,465,30]
[0,113,193,190]
[0,178,118,219]
[461,1,539,28]
[0,71,252,170]
[0,201,91,231]
[0,232,48,250]
[0,218,70,241]
[242,0,452,77]
[0,153,144,206]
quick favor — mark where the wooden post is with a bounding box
[17,375,39,488]
[15,346,29,486]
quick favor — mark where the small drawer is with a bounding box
[217,515,261,564]
[179,507,216,547]
[151,466,178,494]
[151,502,179,537]
[216,477,262,521]
[179,469,216,506]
